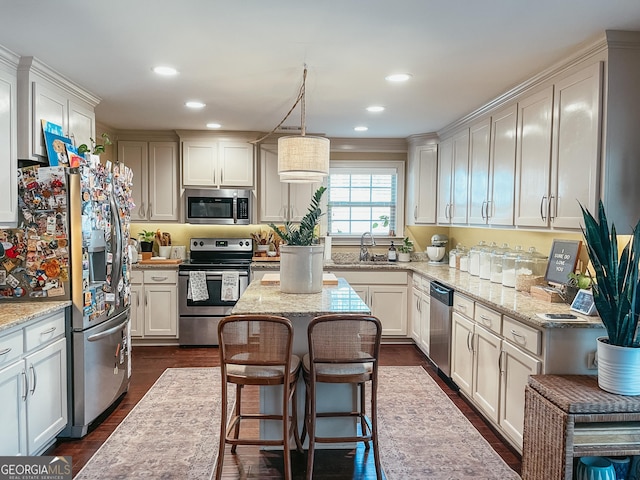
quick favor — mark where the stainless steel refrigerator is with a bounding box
[0,157,134,437]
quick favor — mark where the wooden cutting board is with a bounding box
[139,258,183,265]
[260,273,339,285]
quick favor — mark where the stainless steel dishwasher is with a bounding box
[429,281,454,378]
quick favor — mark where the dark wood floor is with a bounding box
[48,344,522,479]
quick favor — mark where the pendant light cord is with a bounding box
[250,65,307,144]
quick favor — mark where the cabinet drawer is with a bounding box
[131,270,143,284]
[503,315,542,356]
[474,304,502,335]
[143,270,178,284]
[25,310,65,352]
[453,293,474,318]
[0,329,24,366]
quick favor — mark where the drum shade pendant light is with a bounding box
[277,66,329,183]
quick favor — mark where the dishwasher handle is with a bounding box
[430,281,454,306]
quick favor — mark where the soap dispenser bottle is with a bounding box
[388,241,397,262]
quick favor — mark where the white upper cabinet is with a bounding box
[118,140,179,222]
[468,119,492,225]
[550,62,602,229]
[0,47,18,227]
[488,104,518,226]
[17,56,99,161]
[406,142,437,225]
[181,136,254,189]
[515,86,554,228]
[438,129,469,225]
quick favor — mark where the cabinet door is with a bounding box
[129,284,144,338]
[351,285,369,306]
[451,129,470,224]
[451,312,474,395]
[182,141,217,187]
[0,66,17,227]
[499,340,541,449]
[148,142,179,221]
[219,141,254,187]
[25,337,67,455]
[489,104,518,226]
[119,141,149,221]
[0,361,27,455]
[369,285,407,336]
[144,284,178,337]
[289,182,323,222]
[472,325,501,423]
[32,81,67,157]
[437,137,453,224]
[409,145,438,224]
[550,62,602,229]
[419,293,430,355]
[468,119,491,225]
[410,289,421,342]
[515,87,553,227]
[68,100,95,150]
[259,144,288,222]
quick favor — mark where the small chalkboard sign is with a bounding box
[545,240,582,286]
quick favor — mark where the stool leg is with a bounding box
[214,378,228,480]
[231,384,242,454]
[306,376,316,480]
[291,378,303,452]
[282,381,292,480]
[360,382,370,450]
[371,377,382,480]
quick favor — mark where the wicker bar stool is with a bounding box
[214,314,302,480]
[302,314,383,480]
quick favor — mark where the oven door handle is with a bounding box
[179,271,249,278]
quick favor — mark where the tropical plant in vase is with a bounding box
[269,186,326,246]
[580,200,640,395]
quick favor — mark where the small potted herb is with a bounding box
[138,230,155,253]
[397,237,414,262]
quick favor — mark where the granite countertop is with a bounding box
[0,300,71,333]
[252,259,604,331]
[131,263,180,270]
[232,277,370,317]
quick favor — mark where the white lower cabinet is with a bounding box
[324,270,408,336]
[472,324,501,423]
[0,309,68,455]
[130,269,178,339]
[410,274,430,354]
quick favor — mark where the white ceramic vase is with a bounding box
[279,244,324,293]
[398,252,411,262]
[596,337,640,396]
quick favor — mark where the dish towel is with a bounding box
[221,271,240,302]
[188,271,209,302]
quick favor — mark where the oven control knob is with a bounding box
[240,240,246,247]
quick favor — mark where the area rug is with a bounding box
[75,366,519,479]
[377,366,519,479]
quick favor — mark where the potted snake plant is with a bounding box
[580,200,640,395]
[269,186,326,293]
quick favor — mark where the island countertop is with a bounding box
[0,300,71,333]
[231,277,370,317]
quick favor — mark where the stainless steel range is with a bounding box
[178,238,252,346]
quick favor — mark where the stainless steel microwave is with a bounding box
[184,189,252,225]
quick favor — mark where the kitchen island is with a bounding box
[231,276,370,446]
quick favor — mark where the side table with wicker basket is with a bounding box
[521,374,640,480]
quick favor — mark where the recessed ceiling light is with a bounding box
[354,126,368,132]
[153,66,178,76]
[185,101,206,109]
[206,123,221,129]
[366,105,385,113]
[385,73,412,83]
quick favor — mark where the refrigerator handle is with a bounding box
[110,184,124,295]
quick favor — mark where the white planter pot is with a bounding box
[279,244,324,293]
[398,252,411,262]
[596,336,640,395]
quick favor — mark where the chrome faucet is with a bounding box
[360,232,376,261]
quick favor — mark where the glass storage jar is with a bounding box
[490,243,511,284]
[502,245,523,288]
[456,245,468,271]
[479,242,496,280]
[449,245,458,268]
[468,240,486,277]
[515,247,549,292]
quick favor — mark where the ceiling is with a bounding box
[2,1,640,139]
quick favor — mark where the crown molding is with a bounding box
[0,45,19,70]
